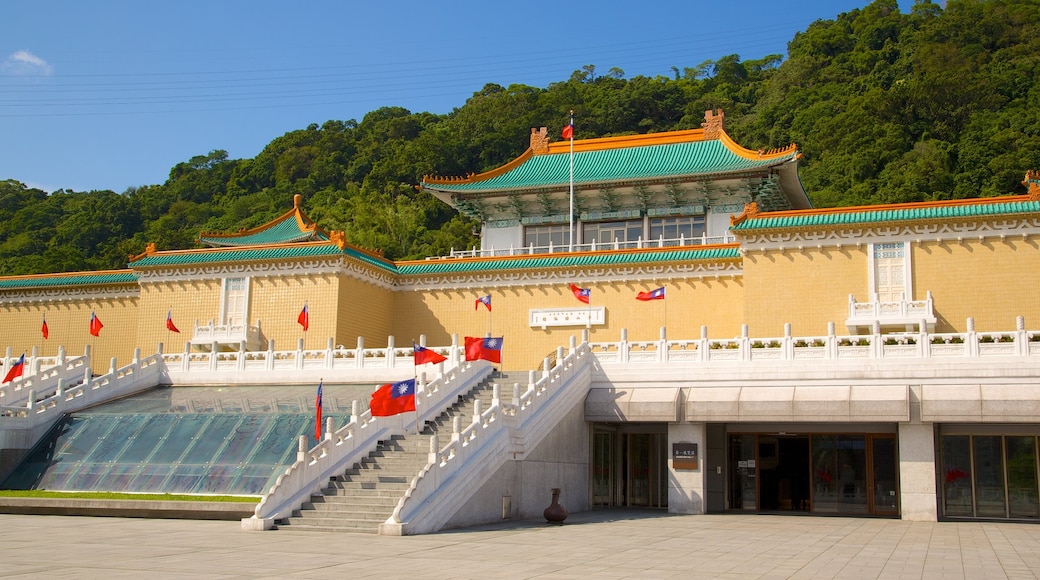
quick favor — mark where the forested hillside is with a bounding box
[1,0,1038,276]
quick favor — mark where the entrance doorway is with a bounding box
[727,432,899,516]
[591,424,667,508]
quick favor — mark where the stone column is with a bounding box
[668,422,706,515]
[898,385,938,521]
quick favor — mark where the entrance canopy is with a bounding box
[586,385,909,423]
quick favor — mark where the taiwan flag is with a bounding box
[570,283,591,304]
[475,294,492,312]
[2,353,25,384]
[370,378,416,417]
[636,287,666,301]
[465,336,503,364]
[41,316,48,340]
[166,310,180,333]
[89,312,104,337]
[562,116,574,140]
[314,380,323,439]
[298,304,309,331]
[413,342,447,366]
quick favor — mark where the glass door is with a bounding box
[728,435,757,510]
[871,436,899,515]
[591,427,617,507]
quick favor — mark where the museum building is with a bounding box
[1,110,1039,526]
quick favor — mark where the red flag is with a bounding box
[464,336,503,364]
[314,381,323,439]
[370,379,416,417]
[562,121,573,140]
[89,312,103,337]
[2,354,25,384]
[298,304,309,331]
[475,294,491,311]
[413,342,447,366]
[570,283,590,304]
[41,316,48,340]
[636,287,666,301]
[166,310,180,333]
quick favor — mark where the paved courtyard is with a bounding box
[3,510,1040,578]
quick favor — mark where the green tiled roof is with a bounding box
[423,140,795,193]
[133,244,348,267]
[0,271,138,290]
[397,247,740,275]
[198,214,327,246]
[131,243,399,274]
[732,199,1040,230]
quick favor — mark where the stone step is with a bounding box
[281,519,382,533]
[307,495,399,508]
[296,505,393,518]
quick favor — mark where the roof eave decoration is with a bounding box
[395,243,742,276]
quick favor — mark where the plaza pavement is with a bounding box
[3,509,1040,579]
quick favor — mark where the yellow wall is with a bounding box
[913,238,1040,332]
[742,246,869,337]
[335,275,393,349]
[136,279,221,354]
[1,293,139,373]
[391,273,745,371]
[252,273,339,351]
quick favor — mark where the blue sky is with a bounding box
[1,1,915,194]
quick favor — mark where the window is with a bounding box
[221,277,248,328]
[871,242,909,302]
[649,216,705,241]
[523,225,570,250]
[582,219,642,246]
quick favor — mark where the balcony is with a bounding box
[845,292,936,334]
[190,319,265,351]
[436,233,736,260]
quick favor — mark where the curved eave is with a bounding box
[732,196,1040,231]
[198,208,329,247]
[396,244,741,276]
[0,269,138,290]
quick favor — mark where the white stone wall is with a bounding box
[441,396,590,529]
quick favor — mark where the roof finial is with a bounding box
[702,109,725,140]
[1025,170,1040,201]
[294,194,302,208]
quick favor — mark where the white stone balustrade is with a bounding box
[0,346,89,408]
[589,317,1038,365]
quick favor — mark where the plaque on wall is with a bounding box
[672,442,699,470]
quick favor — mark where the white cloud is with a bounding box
[1,50,53,76]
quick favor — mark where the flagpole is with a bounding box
[568,110,575,252]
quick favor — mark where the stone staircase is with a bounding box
[278,372,514,533]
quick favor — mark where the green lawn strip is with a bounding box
[0,490,259,503]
